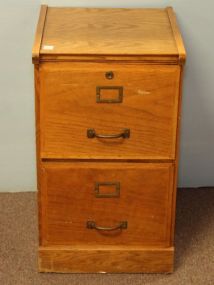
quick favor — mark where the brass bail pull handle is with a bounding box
[86,221,128,231]
[87,128,130,139]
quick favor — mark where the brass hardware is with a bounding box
[96,86,123,103]
[86,221,128,231]
[95,182,120,198]
[87,128,130,139]
[105,71,114,80]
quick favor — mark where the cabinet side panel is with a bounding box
[34,65,42,245]
[170,66,184,244]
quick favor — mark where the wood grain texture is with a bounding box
[39,63,180,160]
[40,162,174,247]
[40,8,177,56]
[32,6,186,64]
[39,246,174,273]
[32,5,48,64]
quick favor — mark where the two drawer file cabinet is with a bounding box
[32,6,186,273]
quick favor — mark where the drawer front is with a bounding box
[40,162,174,246]
[40,63,180,159]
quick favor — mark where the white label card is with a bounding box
[43,45,54,50]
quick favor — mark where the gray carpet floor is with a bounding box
[0,188,213,285]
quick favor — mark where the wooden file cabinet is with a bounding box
[32,6,186,273]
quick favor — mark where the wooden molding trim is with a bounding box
[32,5,48,64]
[38,53,180,64]
[39,246,174,273]
[166,7,186,65]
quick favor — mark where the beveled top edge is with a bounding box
[166,7,186,64]
[32,5,48,64]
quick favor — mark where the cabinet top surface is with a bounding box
[32,6,186,63]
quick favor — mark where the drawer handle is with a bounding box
[86,221,128,231]
[87,128,130,139]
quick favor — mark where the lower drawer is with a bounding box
[40,162,174,246]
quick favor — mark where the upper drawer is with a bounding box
[39,63,180,160]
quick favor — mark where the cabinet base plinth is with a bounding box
[39,246,174,273]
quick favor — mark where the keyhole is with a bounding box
[105,71,114,80]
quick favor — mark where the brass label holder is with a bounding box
[96,86,123,103]
[95,182,120,198]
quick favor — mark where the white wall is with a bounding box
[0,0,213,191]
